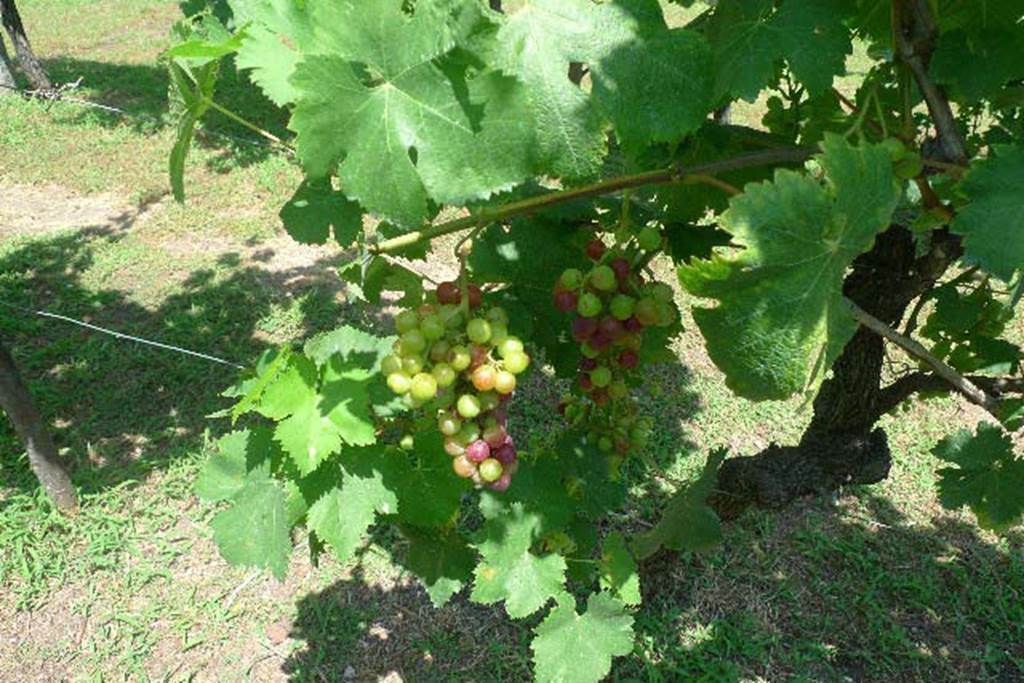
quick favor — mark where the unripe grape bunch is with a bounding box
[382,280,531,491]
[553,228,676,464]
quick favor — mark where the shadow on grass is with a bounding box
[36,54,289,170]
[274,491,1023,682]
[0,207,365,506]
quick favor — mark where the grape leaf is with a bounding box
[288,0,532,227]
[634,448,726,559]
[471,502,568,619]
[195,427,274,502]
[706,0,780,102]
[393,432,470,527]
[229,0,320,106]
[772,0,853,96]
[933,423,1024,532]
[478,456,575,535]
[229,347,291,423]
[679,135,900,400]
[951,145,1024,283]
[306,447,399,563]
[210,478,292,580]
[599,532,641,607]
[530,593,635,683]
[401,526,476,608]
[279,179,363,247]
[930,28,1024,103]
[303,324,392,370]
[590,27,713,148]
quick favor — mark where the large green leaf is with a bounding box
[530,593,634,683]
[679,135,899,400]
[195,427,274,502]
[210,478,292,580]
[634,448,725,559]
[772,0,852,96]
[930,28,1024,103]
[401,526,476,608]
[288,0,532,227]
[279,179,363,246]
[933,423,1024,532]
[706,0,780,102]
[951,146,1024,282]
[471,502,567,619]
[306,448,399,563]
[598,532,641,606]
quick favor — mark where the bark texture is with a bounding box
[0,34,15,94]
[0,340,77,512]
[0,0,50,91]
[710,227,961,519]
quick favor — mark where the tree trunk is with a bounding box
[0,34,15,94]
[0,0,50,91]
[0,340,77,512]
[710,227,960,519]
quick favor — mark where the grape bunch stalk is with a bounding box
[382,280,531,491]
[552,227,676,464]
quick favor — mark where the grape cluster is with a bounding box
[382,280,530,491]
[552,229,676,460]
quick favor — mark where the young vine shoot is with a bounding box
[166,0,1024,679]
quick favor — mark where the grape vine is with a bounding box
[168,0,1024,679]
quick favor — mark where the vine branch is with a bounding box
[370,147,813,254]
[847,300,998,413]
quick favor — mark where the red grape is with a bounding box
[493,443,517,465]
[610,257,631,281]
[553,289,578,313]
[579,374,594,392]
[579,357,598,371]
[466,440,491,463]
[572,316,599,342]
[592,387,610,405]
[467,284,483,308]
[589,332,612,352]
[618,349,639,369]
[623,317,643,332]
[585,238,606,260]
[489,471,513,492]
[437,281,460,305]
[483,423,507,448]
[470,344,489,369]
[598,316,624,340]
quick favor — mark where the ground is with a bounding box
[0,1,1022,682]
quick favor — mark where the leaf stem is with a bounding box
[371,147,813,254]
[203,98,292,152]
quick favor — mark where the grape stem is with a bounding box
[370,147,815,254]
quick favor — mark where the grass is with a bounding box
[1,1,1023,681]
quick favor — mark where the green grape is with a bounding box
[438,413,462,436]
[399,329,427,355]
[637,225,661,251]
[399,434,415,450]
[440,304,463,329]
[894,153,923,179]
[456,421,481,446]
[435,388,455,409]
[381,354,402,375]
[402,355,423,375]
[589,265,617,292]
[559,268,584,289]
[590,366,612,387]
[654,300,676,326]
[429,340,450,363]
[432,362,456,387]
[420,314,445,341]
[478,458,503,482]
[634,297,659,326]
[498,336,524,359]
[403,393,425,409]
[494,370,516,394]
[489,322,509,347]
[650,282,674,303]
[597,436,613,452]
[410,373,439,401]
[449,345,471,371]
[457,394,481,419]
[486,307,509,326]
[881,137,905,161]
[577,292,603,318]
[395,309,419,334]
[503,350,530,374]
[609,380,628,399]
[387,372,412,394]
[609,295,635,321]
[467,318,492,344]
[479,392,500,411]
[580,343,600,359]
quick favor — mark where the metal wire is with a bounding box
[0,301,246,369]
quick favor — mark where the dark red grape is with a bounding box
[553,289,578,313]
[467,284,484,308]
[437,281,460,305]
[610,257,630,281]
[617,349,639,369]
[483,423,507,448]
[489,471,513,492]
[590,332,612,352]
[598,316,624,340]
[493,443,517,465]
[572,316,598,342]
[579,357,598,371]
[585,238,606,261]
[623,316,643,332]
[470,344,489,369]
[466,440,491,463]
[592,387,610,405]
[615,438,630,455]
